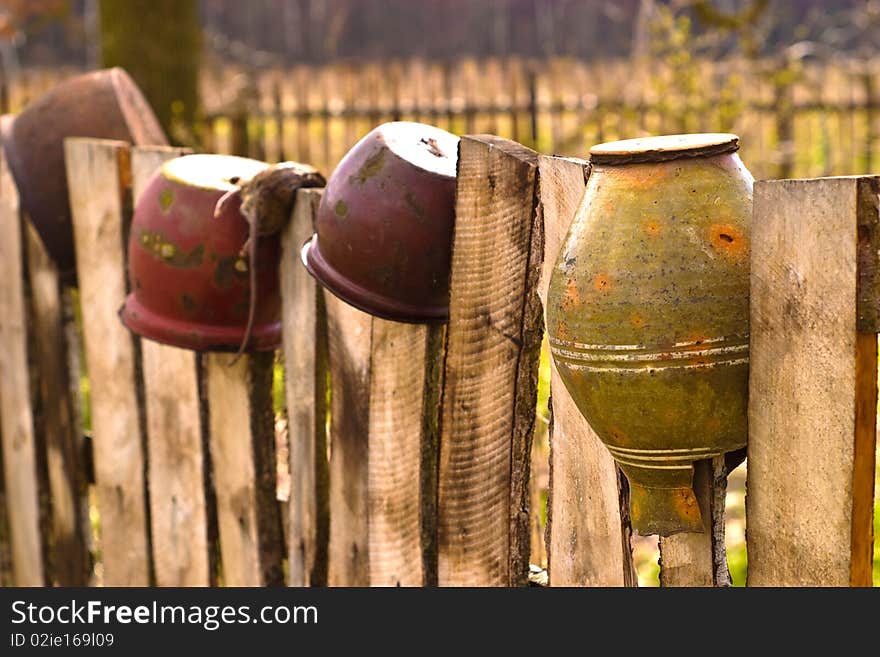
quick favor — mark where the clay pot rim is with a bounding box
[301,235,448,324]
[120,293,281,352]
[589,132,739,165]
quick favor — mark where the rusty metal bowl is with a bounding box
[1,68,167,281]
[120,154,283,352]
[302,121,459,322]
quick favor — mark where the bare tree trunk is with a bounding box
[99,0,201,143]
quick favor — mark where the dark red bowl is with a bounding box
[120,154,282,352]
[302,121,459,322]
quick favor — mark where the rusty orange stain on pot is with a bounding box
[608,426,631,445]
[561,278,581,310]
[708,222,747,259]
[593,273,612,292]
[643,219,662,236]
[672,488,701,523]
[614,164,670,189]
[630,312,646,328]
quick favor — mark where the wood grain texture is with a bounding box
[537,154,636,587]
[0,148,44,585]
[131,146,212,587]
[65,138,151,585]
[438,135,542,586]
[325,292,372,586]
[140,341,210,586]
[205,353,283,586]
[281,188,329,587]
[748,176,879,586]
[659,457,730,587]
[25,221,90,585]
[368,320,442,587]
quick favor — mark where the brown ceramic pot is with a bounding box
[1,68,167,281]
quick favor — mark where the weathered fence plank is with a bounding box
[66,138,151,585]
[0,146,45,586]
[24,221,90,585]
[205,353,283,586]
[748,176,879,586]
[437,135,542,586]
[368,320,443,587]
[130,146,213,587]
[536,154,636,586]
[325,293,372,586]
[280,188,328,587]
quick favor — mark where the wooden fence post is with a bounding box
[0,143,45,586]
[66,138,152,585]
[297,193,444,587]
[204,352,283,586]
[748,176,879,586]
[129,147,214,587]
[537,155,636,586]
[280,188,329,587]
[24,221,90,585]
[324,294,371,586]
[437,135,543,586]
[367,319,443,586]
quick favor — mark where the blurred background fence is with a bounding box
[3,55,879,181]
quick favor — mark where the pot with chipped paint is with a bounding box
[302,121,459,322]
[120,154,282,351]
[546,133,753,536]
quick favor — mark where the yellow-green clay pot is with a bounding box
[546,133,753,536]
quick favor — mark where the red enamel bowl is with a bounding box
[120,154,282,352]
[302,121,459,322]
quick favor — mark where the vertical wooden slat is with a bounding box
[24,221,90,585]
[0,145,45,586]
[66,138,151,585]
[131,146,213,587]
[205,352,283,586]
[437,135,543,586]
[368,320,443,587]
[324,294,372,586]
[748,176,879,586]
[537,154,636,586]
[281,188,328,587]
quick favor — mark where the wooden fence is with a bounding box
[2,56,880,181]
[0,134,875,587]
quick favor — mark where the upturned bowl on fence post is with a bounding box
[1,67,167,282]
[546,133,754,536]
[302,121,459,322]
[120,154,283,352]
